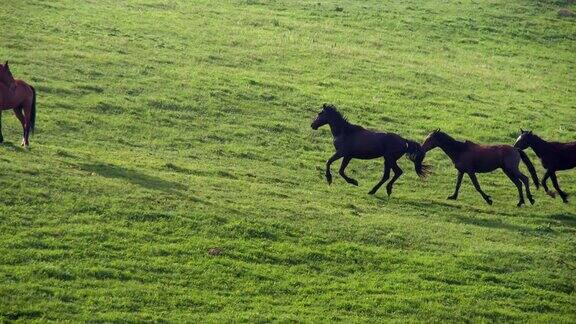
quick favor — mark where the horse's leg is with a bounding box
[368,158,390,195]
[517,171,534,205]
[503,168,526,207]
[549,171,568,203]
[385,161,403,196]
[325,152,343,185]
[468,173,492,205]
[338,156,358,186]
[541,170,555,198]
[13,107,25,146]
[0,110,3,143]
[22,102,32,148]
[448,171,464,200]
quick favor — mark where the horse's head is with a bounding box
[311,103,339,130]
[422,129,442,152]
[514,129,533,150]
[0,61,14,86]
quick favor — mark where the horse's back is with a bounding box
[556,141,576,153]
[4,79,34,108]
[377,131,408,150]
[470,143,516,155]
[461,143,518,172]
[552,141,576,170]
[341,130,406,159]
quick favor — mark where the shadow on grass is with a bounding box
[452,214,532,232]
[401,198,576,233]
[548,212,576,228]
[79,162,186,193]
[1,141,29,152]
[375,196,540,232]
[378,196,518,217]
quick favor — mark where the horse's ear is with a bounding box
[520,128,524,133]
[529,130,533,134]
[3,61,8,70]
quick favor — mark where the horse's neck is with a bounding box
[0,75,14,88]
[529,136,551,157]
[438,145,460,161]
[328,119,350,137]
[437,138,465,161]
[0,83,8,107]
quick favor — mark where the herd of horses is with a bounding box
[0,62,574,206]
[312,104,576,206]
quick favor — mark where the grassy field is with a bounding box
[1,0,575,321]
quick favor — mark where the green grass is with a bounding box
[1,0,575,321]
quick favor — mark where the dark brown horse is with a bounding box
[515,130,576,203]
[0,61,36,148]
[311,104,429,196]
[422,130,539,206]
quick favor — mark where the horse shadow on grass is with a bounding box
[407,198,576,233]
[374,195,517,217]
[546,212,576,229]
[451,214,533,233]
[375,196,543,233]
[79,162,186,194]
[1,141,29,152]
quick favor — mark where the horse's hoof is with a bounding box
[349,179,358,186]
[368,190,377,195]
[529,197,535,205]
[546,190,556,198]
[447,195,457,200]
[485,197,493,205]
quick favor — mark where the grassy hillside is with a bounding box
[1,0,575,321]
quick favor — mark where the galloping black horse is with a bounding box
[311,104,429,196]
[515,130,576,203]
[422,130,539,206]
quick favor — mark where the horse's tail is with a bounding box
[406,139,430,178]
[30,85,36,134]
[518,149,539,189]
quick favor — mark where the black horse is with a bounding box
[311,104,429,196]
[422,130,539,207]
[515,130,576,203]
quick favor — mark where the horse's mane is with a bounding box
[434,131,468,152]
[324,104,364,134]
[527,132,572,152]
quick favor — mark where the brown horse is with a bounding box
[422,130,539,206]
[311,104,429,196]
[515,130,576,203]
[0,61,36,148]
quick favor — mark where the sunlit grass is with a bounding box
[0,0,575,321]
